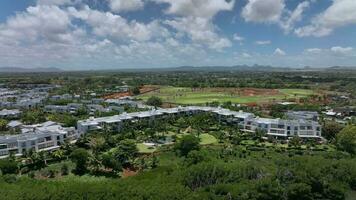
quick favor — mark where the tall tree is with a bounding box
[146,96,163,108]
[336,125,356,155]
[70,148,90,175]
[113,139,138,166]
[322,121,344,140]
[174,135,200,157]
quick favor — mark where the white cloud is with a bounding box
[233,34,244,41]
[242,52,251,58]
[304,46,354,57]
[69,6,168,42]
[154,0,235,19]
[242,0,285,23]
[0,5,79,45]
[0,3,216,69]
[255,40,271,45]
[330,46,353,54]
[280,1,310,33]
[164,17,231,50]
[295,0,356,37]
[274,48,286,56]
[242,0,311,34]
[37,0,80,5]
[305,48,322,54]
[108,0,144,12]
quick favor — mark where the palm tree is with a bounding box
[52,149,65,161]
[88,136,105,155]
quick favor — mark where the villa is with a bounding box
[0,121,78,158]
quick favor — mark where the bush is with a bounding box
[61,164,69,176]
[174,135,200,157]
[0,159,18,175]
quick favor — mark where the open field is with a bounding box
[139,86,316,105]
[137,143,157,153]
[176,132,218,145]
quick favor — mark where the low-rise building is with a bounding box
[78,106,322,139]
[49,94,73,101]
[0,122,78,158]
[0,109,22,119]
[286,111,319,121]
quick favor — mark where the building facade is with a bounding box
[0,122,78,158]
[78,106,322,139]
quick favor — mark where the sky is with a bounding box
[0,0,355,70]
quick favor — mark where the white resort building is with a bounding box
[78,106,322,139]
[0,106,322,159]
[0,122,78,158]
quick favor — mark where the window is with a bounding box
[0,151,8,156]
[37,138,45,143]
[8,142,17,148]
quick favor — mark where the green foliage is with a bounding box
[112,139,138,166]
[146,96,163,107]
[289,136,302,148]
[101,153,122,173]
[0,159,17,175]
[47,114,78,127]
[22,110,46,125]
[323,121,344,141]
[174,135,200,157]
[70,148,91,175]
[286,183,313,200]
[61,164,69,176]
[131,87,140,95]
[0,119,8,131]
[184,150,210,166]
[337,125,356,155]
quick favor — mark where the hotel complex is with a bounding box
[0,106,322,158]
[77,106,322,138]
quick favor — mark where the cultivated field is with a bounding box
[139,86,315,105]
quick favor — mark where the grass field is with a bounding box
[198,134,218,145]
[139,86,315,105]
[137,143,157,153]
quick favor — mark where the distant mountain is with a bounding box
[326,66,356,70]
[155,65,293,72]
[0,67,63,73]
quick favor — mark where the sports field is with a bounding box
[139,86,315,105]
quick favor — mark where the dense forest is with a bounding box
[0,147,355,200]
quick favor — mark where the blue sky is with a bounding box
[0,0,355,70]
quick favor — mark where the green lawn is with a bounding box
[139,86,315,105]
[176,133,217,145]
[137,143,157,153]
[199,134,218,145]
